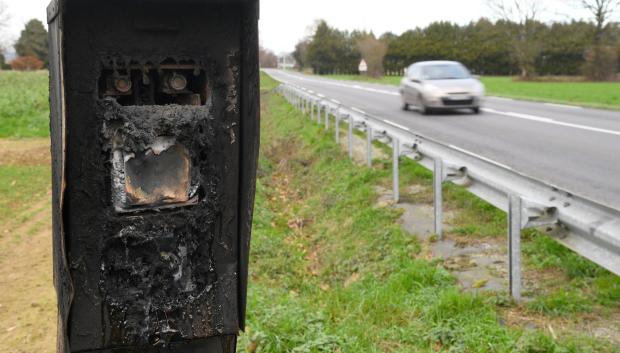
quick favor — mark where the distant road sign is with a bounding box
[358,59,368,73]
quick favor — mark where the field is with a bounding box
[0,71,618,352]
[323,74,620,110]
[0,71,50,138]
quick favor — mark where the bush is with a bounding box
[582,46,618,81]
[10,56,44,71]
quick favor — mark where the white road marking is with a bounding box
[382,119,410,131]
[544,102,582,109]
[488,96,514,101]
[331,99,341,104]
[277,71,399,96]
[483,108,553,123]
[449,144,514,171]
[482,108,620,137]
[317,93,325,98]
[272,71,620,138]
[351,107,366,114]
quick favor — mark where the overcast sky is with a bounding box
[2,0,595,54]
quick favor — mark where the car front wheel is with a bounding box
[420,105,430,115]
[472,107,481,114]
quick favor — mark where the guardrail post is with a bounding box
[348,115,353,159]
[311,99,315,120]
[335,111,341,144]
[508,194,522,301]
[317,103,322,124]
[434,158,444,238]
[393,138,400,203]
[367,127,373,167]
[325,106,330,131]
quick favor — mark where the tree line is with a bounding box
[293,9,620,80]
[381,19,617,77]
[0,16,49,71]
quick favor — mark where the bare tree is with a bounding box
[578,0,620,80]
[259,46,278,68]
[580,0,619,33]
[357,35,387,78]
[0,0,11,39]
[488,0,543,78]
[0,1,10,51]
[0,1,9,69]
[0,1,8,29]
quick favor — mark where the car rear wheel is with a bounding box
[472,107,481,114]
[402,102,409,111]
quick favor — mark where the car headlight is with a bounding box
[424,85,444,99]
[475,82,485,97]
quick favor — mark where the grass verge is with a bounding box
[320,74,620,110]
[237,73,618,352]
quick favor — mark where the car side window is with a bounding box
[408,66,418,80]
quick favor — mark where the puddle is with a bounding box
[373,184,508,293]
[337,123,511,295]
[434,239,507,292]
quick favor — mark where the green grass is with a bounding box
[0,165,50,229]
[321,74,620,110]
[0,71,50,138]
[522,231,620,312]
[482,76,620,110]
[238,73,617,352]
[527,289,592,317]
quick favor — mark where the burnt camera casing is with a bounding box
[48,0,259,352]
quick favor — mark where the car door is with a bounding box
[406,66,423,107]
[402,65,417,104]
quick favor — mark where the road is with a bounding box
[265,69,620,210]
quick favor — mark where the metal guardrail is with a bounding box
[278,82,620,300]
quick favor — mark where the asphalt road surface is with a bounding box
[265,69,620,210]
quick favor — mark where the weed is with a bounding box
[523,231,605,279]
[527,290,592,316]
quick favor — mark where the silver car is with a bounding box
[400,61,485,114]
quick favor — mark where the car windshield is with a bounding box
[421,64,470,80]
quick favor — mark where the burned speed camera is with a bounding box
[48,0,259,352]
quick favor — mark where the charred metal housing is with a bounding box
[48,0,259,352]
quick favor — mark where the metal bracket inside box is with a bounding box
[112,136,199,213]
